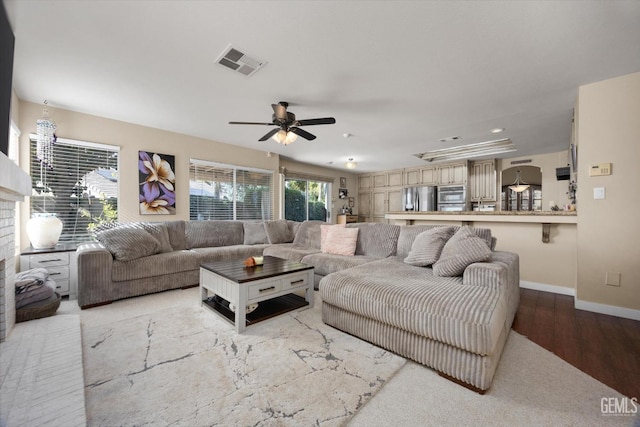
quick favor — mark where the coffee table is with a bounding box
[199,256,314,333]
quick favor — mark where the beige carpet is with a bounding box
[78,288,406,426]
[70,288,639,427]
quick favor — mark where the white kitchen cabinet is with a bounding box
[404,168,421,186]
[470,159,497,202]
[358,174,372,190]
[358,192,371,221]
[373,173,387,188]
[387,170,403,187]
[421,167,438,185]
[437,162,467,185]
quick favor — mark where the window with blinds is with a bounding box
[189,159,273,220]
[29,136,119,242]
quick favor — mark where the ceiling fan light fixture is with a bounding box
[345,158,357,169]
[272,129,297,145]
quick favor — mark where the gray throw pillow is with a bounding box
[96,227,162,261]
[264,220,294,244]
[404,226,455,267]
[243,221,269,245]
[432,227,492,277]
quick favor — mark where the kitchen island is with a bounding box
[385,210,578,295]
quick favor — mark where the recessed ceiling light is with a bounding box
[491,128,505,134]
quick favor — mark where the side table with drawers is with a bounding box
[20,243,79,299]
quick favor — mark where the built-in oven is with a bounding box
[437,185,468,211]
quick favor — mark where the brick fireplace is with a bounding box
[0,151,31,342]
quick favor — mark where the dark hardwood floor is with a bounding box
[512,288,640,399]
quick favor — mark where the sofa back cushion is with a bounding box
[264,220,295,244]
[292,220,326,248]
[243,221,269,245]
[164,220,187,250]
[346,223,400,257]
[185,220,244,249]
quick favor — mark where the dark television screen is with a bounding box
[0,2,15,156]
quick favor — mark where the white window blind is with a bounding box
[29,136,119,242]
[189,159,273,220]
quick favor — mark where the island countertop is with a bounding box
[385,210,577,224]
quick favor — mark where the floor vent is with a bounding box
[215,45,266,77]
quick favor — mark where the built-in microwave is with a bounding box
[437,185,466,205]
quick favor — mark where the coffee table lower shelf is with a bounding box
[203,293,309,327]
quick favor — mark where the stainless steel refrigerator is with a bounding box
[402,186,437,211]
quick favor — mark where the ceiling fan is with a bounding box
[229,101,336,145]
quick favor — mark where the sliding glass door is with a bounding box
[284,178,329,222]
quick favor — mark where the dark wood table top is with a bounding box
[201,256,313,284]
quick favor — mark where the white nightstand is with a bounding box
[20,243,80,299]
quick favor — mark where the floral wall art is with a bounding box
[138,151,176,215]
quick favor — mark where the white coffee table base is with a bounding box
[200,266,314,333]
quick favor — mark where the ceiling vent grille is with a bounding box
[215,45,266,77]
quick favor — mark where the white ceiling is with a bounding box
[5,1,640,173]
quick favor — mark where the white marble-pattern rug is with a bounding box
[81,292,406,426]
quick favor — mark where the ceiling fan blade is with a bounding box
[295,117,336,126]
[290,127,316,141]
[229,121,274,126]
[271,103,288,121]
[258,128,280,141]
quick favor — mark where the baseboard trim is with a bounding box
[519,281,640,321]
[519,280,575,296]
[575,299,640,321]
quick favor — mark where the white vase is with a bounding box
[26,214,63,249]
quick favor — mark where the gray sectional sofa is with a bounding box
[77,218,519,392]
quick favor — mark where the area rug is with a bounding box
[81,290,406,426]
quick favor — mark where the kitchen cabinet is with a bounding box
[437,162,467,185]
[373,173,387,188]
[421,167,438,185]
[404,168,421,186]
[470,159,497,202]
[358,175,372,190]
[358,192,371,220]
[387,170,403,187]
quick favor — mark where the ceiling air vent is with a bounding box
[215,45,266,77]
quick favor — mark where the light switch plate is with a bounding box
[594,187,605,200]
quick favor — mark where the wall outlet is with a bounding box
[605,272,621,287]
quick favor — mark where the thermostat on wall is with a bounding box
[589,163,612,176]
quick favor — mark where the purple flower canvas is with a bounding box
[138,151,176,215]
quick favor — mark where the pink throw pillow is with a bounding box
[322,227,359,256]
[320,224,345,250]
